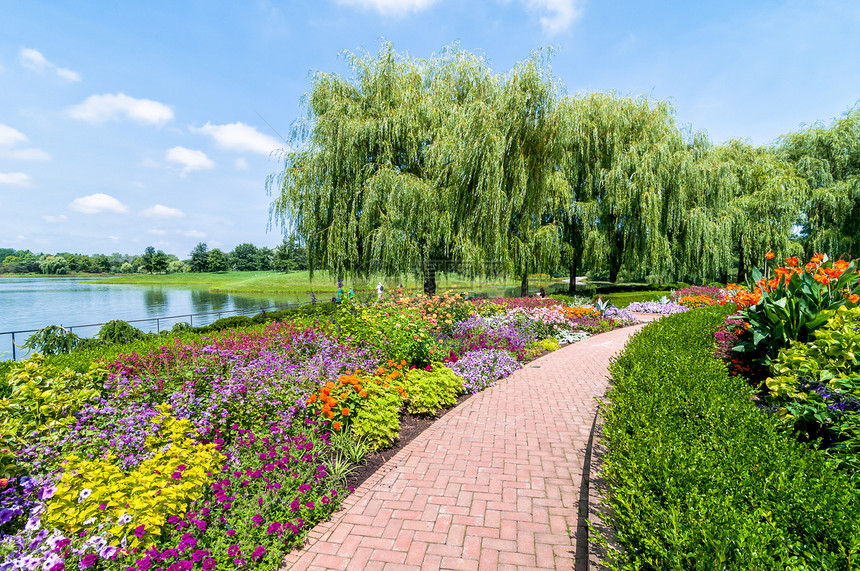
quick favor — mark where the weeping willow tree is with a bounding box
[268,44,480,292]
[429,52,566,296]
[268,44,565,295]
[708,141,806,282]
[557,93,698,283]
[778,108,860,259]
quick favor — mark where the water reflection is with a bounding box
[143,288,169,315]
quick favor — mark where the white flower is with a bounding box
[117,513,132,525]
[99,545,118,559]
[77,488,93,502]
[83,517,96,526]
[24,516,41,532]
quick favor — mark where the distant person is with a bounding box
[397,283,404,297]
[376,282,384,300]
[336,285,344,302]
[539,287,546,298]
[348,287,354,300]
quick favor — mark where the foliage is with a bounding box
[268,43,564,292]
[778,107,860,259]
[0,355,105,459]
[188,242,209,273]
[402,365,462,416]
[207,248,229,272]
[42,404,225,552]
[141,246,169,274]
[765,305,860,470]
[21,325,81,356]
[537,337,561,352]
[97,320,147,345]
[350,378,407,450]
[332,301,436,364]
[603,305,860,569]
[729,254,860,363]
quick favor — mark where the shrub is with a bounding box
[602,305,860,569]
[21,325,80,356]
[97,320,146,344]
[403,365,463,415]
[351,380,406,450]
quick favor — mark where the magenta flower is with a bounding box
[227,545,240,557]
[133,524,146,538]
[80,554,98,569]
[252,546,266,560]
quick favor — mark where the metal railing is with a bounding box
[1,302,310,361]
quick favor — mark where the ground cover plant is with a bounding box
[0,294,634,570]
[602,305,860,569]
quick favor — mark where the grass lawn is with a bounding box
[90,270,525,294]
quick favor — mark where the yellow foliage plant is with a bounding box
[43,404,225,551]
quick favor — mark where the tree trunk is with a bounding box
[736,237,746,283]
[520,274,529,297]
[609,264,620,283]
[423,261,437,296]
[567,258,578,294]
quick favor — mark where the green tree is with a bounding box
[152,250,169,273]
[273,237,308,272]
[556,92,705,284]
[208,248,229,272]
[188,242,209,273]
[269,44,564,294]
[38,256,70,275]
[778,108,860,259]
[709,141,806,282]
[257,247,274,271]
[229,243,260,271]
[141,246,156,273]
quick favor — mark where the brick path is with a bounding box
[280,321,651,570]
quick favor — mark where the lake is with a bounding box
[0,276,312,360]
[0,276,548,360]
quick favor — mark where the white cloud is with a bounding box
[179,229,207,238]
[234,158,249,170]
[55,67,81,82]
[68,193,129,214]
[131,181,146,188]
[42,214,68,223]
[0,124,50,161]
[5,148,51,161]
[147,229,168,235]
[0,172,32,186]
[141,204,186,218]
[523,0,584,35]
[165,146,214,175]
[68,93,173,126]
[335,0,438,15]
[19,48,81,82]
[191,122,282,155]
[0,124,28,146]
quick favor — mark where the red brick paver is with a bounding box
[280,323,650,570]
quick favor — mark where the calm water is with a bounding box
[0,277,310,360]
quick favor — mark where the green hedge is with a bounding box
[602,305,860,570]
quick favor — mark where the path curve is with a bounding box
[281,321,651,570]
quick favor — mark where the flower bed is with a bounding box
[0,295,633,570]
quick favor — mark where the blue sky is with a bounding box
[1,0,858,259]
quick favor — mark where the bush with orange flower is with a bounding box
[726,253,860,363]
[305,362,409,449]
